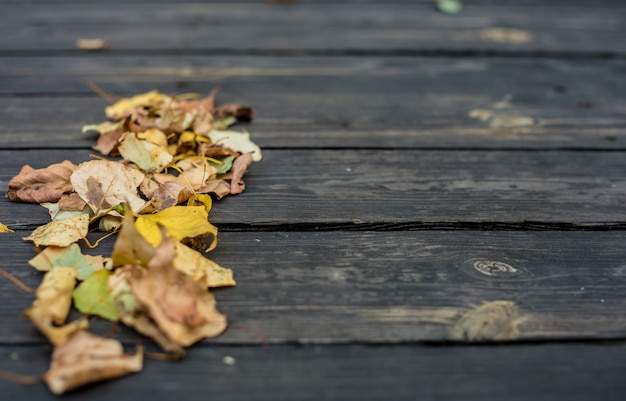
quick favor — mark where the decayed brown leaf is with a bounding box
[128,236,227,346]
[24,267,88,346]
[45,331,142,395]
[6,161,77,204]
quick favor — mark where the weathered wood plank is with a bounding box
[1,342,625,400]
[1,149,625,228]
[1,3,625,53]
[1,231,625,344]
[1,57,626,149]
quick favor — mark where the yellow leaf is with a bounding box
[173,241,235,288]
[24,267,88,346]
[135,205,217,250]
[105,90,169,120]
[0,222,13,233]
[23,214,89,247]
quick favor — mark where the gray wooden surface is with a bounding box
[1,1,625,400]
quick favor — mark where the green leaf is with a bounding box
[437,0,462,14]
[208,156,235,174]
[73,270,119,321]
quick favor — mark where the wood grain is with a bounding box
[2,57,626,149]
[0,342,625,401]
[1,149,625,228]
[1,3,626,53]
[1,231,625,344]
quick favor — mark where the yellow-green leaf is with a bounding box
[28,243,104,280]
[73,270,119,321]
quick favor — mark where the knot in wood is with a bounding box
[472,260,517,276]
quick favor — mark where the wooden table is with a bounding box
[1,1,626,399]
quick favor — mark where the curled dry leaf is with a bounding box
[24,267,88,346]
[70,159,146,215]
[45,331,142,395]
[128,236,227,347]
[23,214,90,247]
[230,152,254,195]
[6,160,77,203]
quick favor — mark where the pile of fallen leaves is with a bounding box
[4,90,261,394]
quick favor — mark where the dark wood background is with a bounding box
[1,1,625,400]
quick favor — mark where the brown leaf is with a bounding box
[128,236,227,346]
[215,104,253,122]
[58,193,88,212]
[111,212,154,268]
[6,160,77,203]
[70,159,147,215]
[119,312,185,358]
[230,152,254,195]
[197,143,240,158]
[45,331,142,394]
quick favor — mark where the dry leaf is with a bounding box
[208,130,263,162]
[45,331,142,395]
[135,205,217,250]
[24,267,88,346]
[128,236,227,346]
[173,241,235,287]
[6,160,77,203]
[105,90,169,120]
[41,202,92,222]
[29,243,104,280]
[111,212,154,268]
[0,222,13,233]
[83,120,127,156]
[230,152,254,195]
[23,214,90,247]
[71,159,147,215]
[214,104,253,122]
[118,131,173,173]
